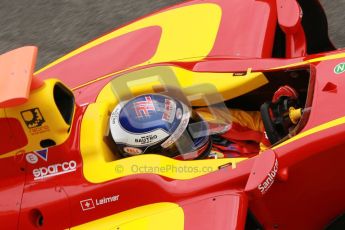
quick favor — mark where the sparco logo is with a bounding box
[135,135,158,145]
[33,160,77,180]
[258,159,278,194]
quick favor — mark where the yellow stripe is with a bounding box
[273,51,345,69]
[274,116,345,149]
[71,203,184,230]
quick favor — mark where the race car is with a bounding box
[1,0,345,229]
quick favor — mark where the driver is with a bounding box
[197,85,299,158]
[109,85,299,159]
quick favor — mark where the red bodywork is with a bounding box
[1,0,345,229]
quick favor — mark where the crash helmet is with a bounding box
[109,94,211,160]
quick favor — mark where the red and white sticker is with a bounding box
[258,159,279,194]
[80,199,95,211]
[26,153,38,164]
[123,147,142,155]
[80,195,120,211]
[32,160,77,180]
[162,99,176,123]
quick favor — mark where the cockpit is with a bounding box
[79,64,313,182]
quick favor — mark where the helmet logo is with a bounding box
[134,96,155,118]
[135,135,158,145]
[162,99,176,123]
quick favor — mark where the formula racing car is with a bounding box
[1,0,345,229]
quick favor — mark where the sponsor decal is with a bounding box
[26,153,38,164]
[28,125,50,135]
[34,149,48,161]
[20,108,50,135]
[162,99,176,123]
[26,149,49,164]
[110,106,121,125]
[123,147,142,155]
[80,198,95,211]
[21,108,45,128]
[135,134,158,145]
[32,160,77,180]
[334,62,345,74]
[134,96,155,118]
[125,130,168,147]
[233,72,247,76]
[258,159,278,194]
[175,108,182,120]
[80,194,120,211]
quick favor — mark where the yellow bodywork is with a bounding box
[80,65,267,183]
[0,79,74,158]
[36,3,223,90]
[71,203,184,230]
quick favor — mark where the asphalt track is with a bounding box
[0,0,344,69]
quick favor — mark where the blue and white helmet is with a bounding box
[109,94,211,160]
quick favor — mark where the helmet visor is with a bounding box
[160,111,210,160]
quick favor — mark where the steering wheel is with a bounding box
[260,98,300,145]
